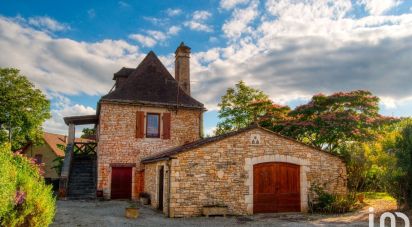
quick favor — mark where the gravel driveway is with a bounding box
[52,200,371,227]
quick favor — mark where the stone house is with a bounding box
[60,43,347,217]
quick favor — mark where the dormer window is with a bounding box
[146,113,160,138]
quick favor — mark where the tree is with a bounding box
[0,68,51,150]
[81,127,96,139]
[216,81,290,135]
[276,90,392,153]
[390,124,412,209]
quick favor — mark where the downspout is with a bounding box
[199,111,204,139]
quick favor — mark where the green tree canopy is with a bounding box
[216,81,290,135]
[276,90,393,153]
[392,123,412,208]
[81,127,96,139]
[0,68,50,150]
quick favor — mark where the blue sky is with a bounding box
[1,0,412,136]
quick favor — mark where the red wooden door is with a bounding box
[111,167,132,199]
[253,162,300,213]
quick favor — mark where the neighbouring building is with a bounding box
[21,132,66,182]
[60,42,347,217]
[21,132,90,182]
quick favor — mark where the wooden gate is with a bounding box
[111,167,132,199]
[253,162,300,213]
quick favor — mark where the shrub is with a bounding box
[0,143,56,226]
[309,183,357,214]
[388,124,412,209]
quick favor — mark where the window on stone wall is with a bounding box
[146,113,160,138]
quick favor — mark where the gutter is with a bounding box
[141,156,171,164]
[100,98,206,111]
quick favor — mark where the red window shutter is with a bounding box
[136,111,145,138]
[162,113,171,139]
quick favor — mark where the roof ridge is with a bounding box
[101,50,205,109]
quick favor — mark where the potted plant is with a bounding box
[125,203,139,219]
[139,192,151,205]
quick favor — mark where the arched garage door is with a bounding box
[253,162,300,213]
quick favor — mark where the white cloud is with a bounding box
[118,1,130,8]
[183,21,213,32]
[358,0,403,15]
[166,8,182,16]
[220,0,249,10]
[192,10,211,21]
[44,102,96,135]
[167,26,181,35]
[204,126,217,136]
[147,30,167,41]
[142,16,168,26]
[209,36,219,43]
[222,0,259,39]
[129,27,180,47]
[28,16,70,32]
[129,34,157,47]
[187,0,412,110]
[0,16,140,97]
[184,10,213,32]
[3,0,412,131]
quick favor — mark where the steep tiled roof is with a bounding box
[113,67,134,79]
[101,51,204,109]
[141,124,344,164]
[39,132,92,157]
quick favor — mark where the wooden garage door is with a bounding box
[111,167,132,199]
[253,162,300,213]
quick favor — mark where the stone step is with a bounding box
[67,157,97,200]
[68,189,96,194]
[68,183,95,187]
[70,174,94,177]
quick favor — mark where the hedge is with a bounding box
[0,143,55,226]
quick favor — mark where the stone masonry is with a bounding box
[144,127,347,217]
[97,101,202,199]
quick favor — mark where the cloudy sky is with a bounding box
[1,0,412,136]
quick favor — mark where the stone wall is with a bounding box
[153,128,347,217]
[97,101,202,199]
[144,161,170,215]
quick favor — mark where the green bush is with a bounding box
[388,124,412,209]
[309,184,357,214]
[0,143,55,226]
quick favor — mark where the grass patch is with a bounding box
[362,192,396,202]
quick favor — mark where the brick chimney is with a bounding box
[175,42,191,95]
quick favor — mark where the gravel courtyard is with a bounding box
[51,200,375,227]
